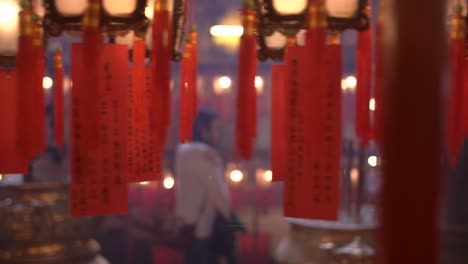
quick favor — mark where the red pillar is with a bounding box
[378,0,446,263]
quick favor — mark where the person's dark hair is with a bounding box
[192,109,218,143]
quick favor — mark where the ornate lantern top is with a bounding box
[255,0,370,61]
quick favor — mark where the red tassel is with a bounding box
[188,27,198,139]
[179,38,192,143]
[463,59,468,137]
[152,0,172,146]
[448,7,465,163]
[235,3,257,160]
[16,6,35,159]
[82,0,102,149]
[27,20,46,159]
[271,65,287,182]
[54,49,65,147]
[356,25,372,145]
[374,22,383,145]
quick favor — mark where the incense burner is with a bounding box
[275,218,375,264]
[0,183,103,264]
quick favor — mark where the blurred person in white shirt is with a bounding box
[175,109,243,264]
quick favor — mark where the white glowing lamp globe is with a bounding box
[255,76,264,93]
[163,176,175,189]
[218,76,231,89]
[265,31,287,49]
[103,0,137,17]
[55,0,87,16]
[115,31,135,48]
[0,0,20,56]
[368,156,378,167]
[210,25,244,37]
[345,75,357,90]
[326,0,360,18]
[369,98,376,111]
[43,76,54,90]
[230,170,243,183]
[55,0,140,17]
[273,0,307,15]
[264,170,273,182]
[214,76,232,95]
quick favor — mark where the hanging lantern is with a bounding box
[114,0,186,61]
[42,0,149,37]
[0,0,21,66]
[255,0,305,61]
[255,0,369,61]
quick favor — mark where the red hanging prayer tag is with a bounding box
[356,10,372,146]
[271,64,287,182]
[323,32,342,218]
[70,44,129,216]
[447,5,465,164]
[71,43,93,216]
[82,0,102,150]
[235,1,258,160]
[127,39,146,183]
[146,66,163,181]
[303,2,327,195]
[271,37,297,182]
[282,46,308,218]
[0,70,29,174]
[97,44,129,214]
[284,2,338,221]
[54,49,65,147]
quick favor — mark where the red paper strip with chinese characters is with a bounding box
[323,42,342,219]
[283,46,339,221]
[126,60,136,182]
[0,70,29,174]
[283,46,308,218]
[127,39,146,182]
[146,66,163,181]
[271,64,287,182]
[70,44,128,216]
